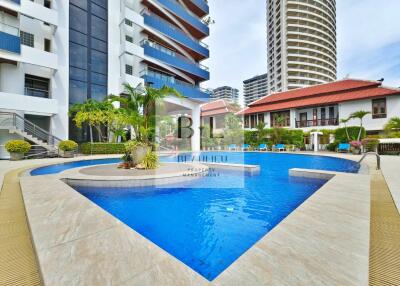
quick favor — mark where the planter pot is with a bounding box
[131,146,150,165]
[10,152,24,161]
[60,150,75,158]
[352,148,361,155]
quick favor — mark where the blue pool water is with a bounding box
[30,158,121,176]
[60,153,359,280]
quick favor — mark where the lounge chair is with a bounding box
[242,144,250,151]
[258,143,268,151]
[273,144,286,152]
[337,143,350,153]
[228,144,237,151]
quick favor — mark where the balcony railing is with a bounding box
[142,41,210,80]
[140,70,210,100]
[142,12,209,58]
[0,22,21,54]
[25,87,50,98]
[295,118,339,128]
[156,0,209,35]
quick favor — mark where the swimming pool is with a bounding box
[67,153,359,280]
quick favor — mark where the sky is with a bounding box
[203,0,400,103]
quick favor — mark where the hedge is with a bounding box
[335,126,366,142]
[244,129,304,148]
[80,143,126,155]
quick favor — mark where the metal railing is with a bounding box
[25,87,50,98]
[358,152,381,170]
[0,112,62,148]
[295,118,339,128]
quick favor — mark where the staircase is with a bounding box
[0,112,62,157]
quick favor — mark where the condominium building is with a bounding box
[0,0,210,158]
[211,86,239,103]
[267,0,337,93]
[243,73,268,106]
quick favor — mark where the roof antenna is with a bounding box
[378,78,384,82]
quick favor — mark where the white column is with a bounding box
[290,109,296,128]
[191,104,201,151]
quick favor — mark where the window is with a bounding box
[25,74,50,98]
[44,38,51,52]
[44,0,51,8]
[258,113,264,124]
[125,35,133,43]
[372,98,387,119]
[244,115,250,128]
[125,19,133,27]
[270,111,290,127]
[20,31,34,47]
[125,64,133,75]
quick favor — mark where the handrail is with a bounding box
[0,112,62,148]
[359,152,381,170]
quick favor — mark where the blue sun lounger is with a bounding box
[258,143,268,151]
[228,144,237,151]
[337,143,350,153]
[273,144,286,152]
[242,144,250,151]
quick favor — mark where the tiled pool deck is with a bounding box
[1,153,399,285]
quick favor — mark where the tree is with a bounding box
[108,83,182,145]
[350,110,371,141]
[339,117,351,142]
[384,117,400,137]
[256,122,268,145]
[70,99,109,143]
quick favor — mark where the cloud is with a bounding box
[205,0,400,104]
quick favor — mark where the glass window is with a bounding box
[91,72,107,86]
[70,42,87,69]
[20,31,34,47]
[70,30,87,46]
[70,0,87,10]
[91,15,107,41]
[69,80,87,104]
[91,50,107,74]
[91,3,107,19]
[372,98,387,119]
[70,5,87,33]
[125,65,133,75]
[126,35,133,43]
[25,74,50,98]
[92,0,107,8]
[91,84,107,101]
[91,37,107,52]
[125,19,133,27]
[70,67,87,82]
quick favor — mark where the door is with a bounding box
[320,107,326,126]
[300,112,307,127]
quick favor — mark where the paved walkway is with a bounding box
[380,156,400,213]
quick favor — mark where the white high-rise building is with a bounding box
[243,74,268,106]
[267,0,337,93]
[212,86,239,103]
[0,0,210,158]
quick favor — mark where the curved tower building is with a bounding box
[267,0,337,93]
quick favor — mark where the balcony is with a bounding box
[143,12,209,58]
[295,118,339,128]
[142,41,210,80]
[0,23,20,54]
[191,0,209,14]
[141,70,210,101]
[155,0,209,36]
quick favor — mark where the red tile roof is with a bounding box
[201,99,240,117]
[237,79,399,115]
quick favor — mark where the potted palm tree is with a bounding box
[5,140,31,161]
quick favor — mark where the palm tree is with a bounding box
[350,110,371,141]
[384,117,400,136]
[340,117,351,141]
[108,83,182,145]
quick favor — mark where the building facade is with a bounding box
[211,86,239,103]
[267,0,337,93]
[239,79,400,134]
[0,0,210,158]
[243,73,268,106]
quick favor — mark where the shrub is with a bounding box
[5,140,31,153]
[80,143,125,155]
[124,140,147,153]
[327,141,339,151]
[362,138,380,152]
[141,150,159,169]
[58,140,78,151]
[350,140,362,149]
[335,126,366,142]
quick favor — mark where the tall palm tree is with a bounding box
[384,117,400,136]
[108,83,182,144]
[350,110,371,141]
[339,117,351,141]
